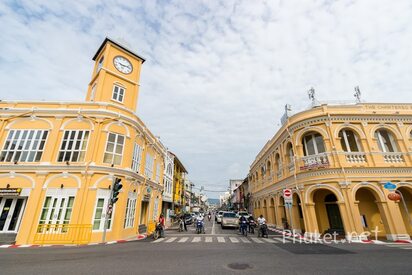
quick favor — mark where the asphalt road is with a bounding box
[1,218,412,275]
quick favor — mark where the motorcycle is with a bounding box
[208,214,211,221]
[178,218,185,232]
[240,220,248,236]
[249,220,256,234]
[153,223,163,240]
[258,223,268,238]
[196,220,205,234]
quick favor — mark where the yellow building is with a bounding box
[170,153,187,214]
[0,38,165,245]
[250,102,412,241]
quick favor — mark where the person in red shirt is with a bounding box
[159,214,165,237]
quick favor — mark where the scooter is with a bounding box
[258,224,268,238]
[178,218,185,232]
[153,223,163,240]
[196,220,205,234]
[249,220,256,234]
[240,220,248,237]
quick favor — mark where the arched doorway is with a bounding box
[278,196,288,229]
[263,199,268,221]
[397,187,412,236]
[270,198,276,225]
[292,193,305,233]
[355,188,387,239]
[313,189,345,236]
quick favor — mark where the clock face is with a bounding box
[113,56,133,74]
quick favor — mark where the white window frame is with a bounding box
[96,56,104,72]
[124,192,137,228]
[375,129,398,153]
[145,154,154,179]
[303,132,325,156]
[339,129,361,152]
[92,190,115,232]
[58,130,90,162]
[90,83,97,101]
[112,84,125,103]
[155,163,161,183]
[131,143,142,173]
[103,132,125,165]
[0,129,49,162]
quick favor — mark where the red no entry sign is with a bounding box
[283,189,292,199]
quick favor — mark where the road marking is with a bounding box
[262,238,276,243]
[152,238,165,243]
[205,237,213,243]
[274,237,290,243]
[211,220,215,235]
[251,238,264,243]
[217,237,225,243]
[178,237,189,243]
[165,237,177,243]
[192,237,201,243]
[229,237,239,243]
[240,238,251,243]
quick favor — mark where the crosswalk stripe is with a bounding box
[165,237,177,243]
[217,237,225,243]
[240,238,251,243]
[229,237,239,243]
[178,237,189,243]
[262,238,277,243]
[205,237,213,243]
[251,237,264,243]
[192,237,201,243]
[152,238,165,243]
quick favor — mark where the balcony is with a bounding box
[344,152,367,163]
[300,153,329,171]
[288,162,295,173]
[276,170,283,179]
[382,152,404,163]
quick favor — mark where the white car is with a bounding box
[216,211,224,223]
[237,211,250,220]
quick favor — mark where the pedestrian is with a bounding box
[159,214,165,237]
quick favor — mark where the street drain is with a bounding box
[227,263,253,270]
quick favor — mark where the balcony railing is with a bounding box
[276,170,283,179]
[382,152,404,163]
[344,152,367,163]
[300,153,329,171]
[288,162,295,173]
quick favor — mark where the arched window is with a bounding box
[302,132,325,156]
[255,171,258,181]
[286,143,294,163]
[261,166,265,178]
[375,129,398,152]
[267,161,271,173]
[339,129,361,152]
[275,153,281,170]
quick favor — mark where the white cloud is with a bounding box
[1,0,412,198]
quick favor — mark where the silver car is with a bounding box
[216,211,224,224]
[221,212,239,229]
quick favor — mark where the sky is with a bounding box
[1,0,412,198]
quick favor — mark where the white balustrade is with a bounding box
[300,154,329,170]
[382,153,404,163]
[344,152,366,163]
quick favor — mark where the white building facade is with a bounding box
[161,151,174,226]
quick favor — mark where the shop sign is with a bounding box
[0,188,22,196]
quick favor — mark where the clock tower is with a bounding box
[86,37,145,112]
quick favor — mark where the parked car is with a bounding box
[183,213,193,225]
[216,211,224,223]
[221,212,239,229]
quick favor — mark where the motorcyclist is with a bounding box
[239,215,247,234]
[158,214,165,237]
[247,215,255,233]
[207,212,211,221]
[196,214,205,233]
[257,214,267,237]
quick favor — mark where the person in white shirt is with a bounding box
[257,215,266,225]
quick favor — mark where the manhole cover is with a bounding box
[227,263,253,270]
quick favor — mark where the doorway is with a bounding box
[0,197,26,233]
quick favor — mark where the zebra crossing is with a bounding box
[151,236,292,244]
[378,242,412,250]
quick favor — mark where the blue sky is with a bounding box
[1,0,412,198]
